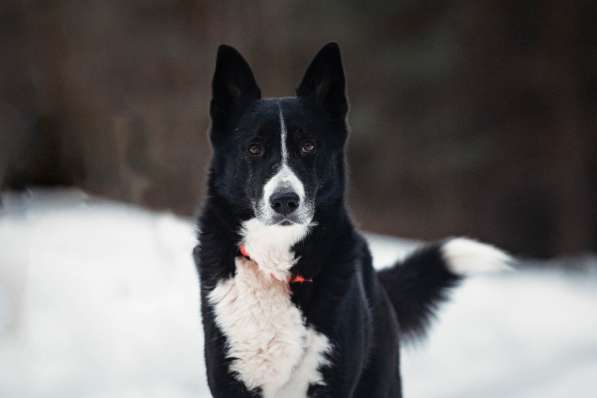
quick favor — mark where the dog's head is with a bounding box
[208,43,348,228]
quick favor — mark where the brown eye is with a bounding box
[248,143,264,157]
[301,141,316,155]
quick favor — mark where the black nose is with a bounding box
[270,191,300,216]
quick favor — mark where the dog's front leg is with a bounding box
[206,370,260,398]
[203,331,261,398]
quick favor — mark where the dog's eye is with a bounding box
[300,141,316,155]
[248,143,264,157]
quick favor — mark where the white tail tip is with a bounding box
[442,238,514,276]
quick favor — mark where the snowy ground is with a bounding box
[1,191,596,398]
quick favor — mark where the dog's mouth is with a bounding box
[261,213,314,227]
[270,214,301,226]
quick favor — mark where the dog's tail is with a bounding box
[377,237,512,341]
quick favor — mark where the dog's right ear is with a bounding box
[210,45,261,133]
[296,42,347,119]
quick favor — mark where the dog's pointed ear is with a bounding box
[210,45,261,126]
[296,42,347,118]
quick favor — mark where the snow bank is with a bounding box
[1,191,596,397]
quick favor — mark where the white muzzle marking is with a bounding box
[255,103,313,226]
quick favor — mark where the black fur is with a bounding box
[194,43,467,398]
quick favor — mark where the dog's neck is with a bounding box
[200,193,353,281]
[239,217,312,281]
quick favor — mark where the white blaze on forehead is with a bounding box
[278,103,289,163]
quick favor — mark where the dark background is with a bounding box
[1,0,596,258]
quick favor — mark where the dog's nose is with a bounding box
[270,191,300,216]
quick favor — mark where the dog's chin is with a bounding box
[266,213,313,227]
[253,210,312,227]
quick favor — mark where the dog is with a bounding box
[193,42,512,398]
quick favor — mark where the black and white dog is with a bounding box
[194,43,511,398]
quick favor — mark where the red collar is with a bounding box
[239,244,312,284]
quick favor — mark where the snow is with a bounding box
[1,190,596,397]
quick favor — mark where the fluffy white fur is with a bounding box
[442,237,513,275]
[274,330,332,397]
[208,257,331,398]
[240,218,311,281]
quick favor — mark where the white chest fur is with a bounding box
[208,257,331,398]
[239,218,312,281]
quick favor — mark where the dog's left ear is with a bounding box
[296,42,348,118]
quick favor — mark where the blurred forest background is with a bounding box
[1,0,596,258]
